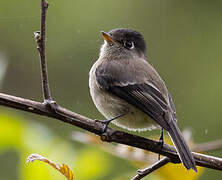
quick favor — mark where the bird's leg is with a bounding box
[96,113,127,134]
[158,128,164,160]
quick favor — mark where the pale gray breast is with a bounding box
[89,59,130,118]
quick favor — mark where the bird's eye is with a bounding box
[124,41,134,49]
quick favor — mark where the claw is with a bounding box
[95,113,127,134]
[95,119,113,134]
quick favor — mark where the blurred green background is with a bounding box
[0,0,222,179]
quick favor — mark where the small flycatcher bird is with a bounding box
[89,28,197,171]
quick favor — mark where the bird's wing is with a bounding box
[168,92,177,121]
[95,59,174,131]
[95,59,198,171]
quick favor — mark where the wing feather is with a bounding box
[96,60,172,130]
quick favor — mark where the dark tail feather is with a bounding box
[168,120,197,172]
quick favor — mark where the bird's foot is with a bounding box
[95,118,114,134]
[95,113,127,134]
[158,128,164,160]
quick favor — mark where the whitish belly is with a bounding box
[90,82,159,132]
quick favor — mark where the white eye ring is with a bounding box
[124,41,134,49]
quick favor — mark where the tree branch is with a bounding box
[130,139,222,180]
[35,0,51,102]
[131,157,170,180]
[0,92,222,171]
[193,139,222,153]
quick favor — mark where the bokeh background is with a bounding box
[0,0,222,179]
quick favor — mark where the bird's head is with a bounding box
[100,28,147,59]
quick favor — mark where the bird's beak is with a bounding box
[101,31,114,43]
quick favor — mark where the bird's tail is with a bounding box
[168,119,197,172]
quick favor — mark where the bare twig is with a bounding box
[0,92,222,171]
[35,0,51,102]
[131,157,170,180]
[193,139,222,153]
[131,139,222,180]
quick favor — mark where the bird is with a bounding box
[89,28,197,171]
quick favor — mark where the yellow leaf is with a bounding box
[26,153,74,180]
